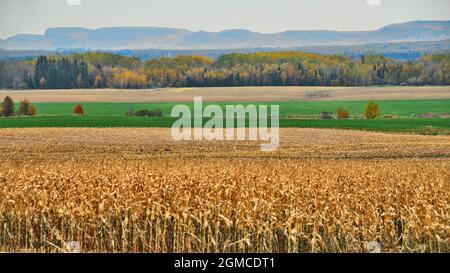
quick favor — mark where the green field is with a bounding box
[0,116,449,134]
[1,99,449,133]
[22,99,450,118]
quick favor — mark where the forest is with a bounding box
[0,51,449,89]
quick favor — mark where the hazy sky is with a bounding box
[1,0,449,39]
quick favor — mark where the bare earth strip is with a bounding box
[0,128,449,252]
[1,86,450,103]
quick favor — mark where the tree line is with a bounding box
[30,56,90,89]
[0,52,448,89]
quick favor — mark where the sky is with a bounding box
[0,0,449,39]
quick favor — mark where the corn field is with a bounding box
[0,128,448,253]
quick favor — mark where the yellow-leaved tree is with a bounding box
[364,101,380,119]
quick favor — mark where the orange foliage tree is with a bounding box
[74,104,84,115]
[29,105,37,116]
[337,107,350,119]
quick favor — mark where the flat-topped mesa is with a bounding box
[1,20,449,50]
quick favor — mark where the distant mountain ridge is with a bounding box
[2,40,448,62]
[1,21,449,50]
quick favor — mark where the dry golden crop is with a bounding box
[0,128,448,253]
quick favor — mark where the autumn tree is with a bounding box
[2,96,14,117]
[29,105,37,116]
[74,104,84,115]
[94,75,104,88]
[337,107,350,119]
[18,99,31,116]
[112,68,147,89]
[364,101,380,119]
[18,100,36,116]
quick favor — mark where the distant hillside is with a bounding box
[0,21,449,50]
[295,40,450,61]
[1,40,449,62]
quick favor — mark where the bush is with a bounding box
[2,96,14,117]
[320,111,334,120]
[134,109,163,117]
[16,99,36,116]
[337,107,350,119]
[18,99,30,116]
[134,109,150,117]
[74,104,84,115]
[364,101,380,119]
[149,109,162,117]
[29,105,37,116]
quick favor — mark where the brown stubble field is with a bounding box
[0,128,448,253]
[2,86,450,102]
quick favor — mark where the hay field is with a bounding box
[2,86,450,103]
[0,128,448,253]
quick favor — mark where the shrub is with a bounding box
[74,104,84,115]
[2,96,14,117]
[149,109,162,117]
[364,101,380,119]
[29,105,37,116]
[18,99,31,116]
[337,107,350,119]
[320,111,334,120]
[134,109,163,117]
[135,109,150,117]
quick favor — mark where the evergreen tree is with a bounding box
[76,61,89,88]
[34,56,48,88]
[0,62,6,88]
[23,72,35,89]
